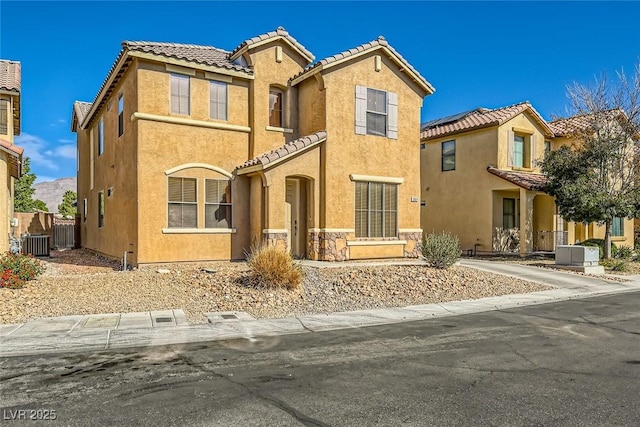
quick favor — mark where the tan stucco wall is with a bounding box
[77,61,139,263]
[321,53,424,236]
[298,77,326,136]
[421,127,501,252]
[247,42,307,157]
[0,153,11,251]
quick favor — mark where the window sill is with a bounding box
[511,166,534,172]
[162,228,237,234]
[611,236,627,241]
[265,126,293,134]
[347,240,407,246]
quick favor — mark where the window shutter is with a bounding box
[507,129,515,167]
[355,85,367,135]
[387,92,398,139]
[530,134,537,166]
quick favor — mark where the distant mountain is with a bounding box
[33,177,77,213]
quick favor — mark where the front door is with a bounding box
[285,178,305,258]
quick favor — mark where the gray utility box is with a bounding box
[555,245,599,266]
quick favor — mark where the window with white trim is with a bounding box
[171,74,190,115]
[507,130,536,168]
[205,179,232,228]
[355,85,398,139]
[355,181,398,238]
[210,81,227,120]
[168,177,197,228]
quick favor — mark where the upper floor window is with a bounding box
[612,217,624,237]
[269,89,283,127]
[544,141,551,153]
[513,135,525,167]
[98,117,104,156]
[118,93,124,137]
[205,179,232,228]
[508,131,537,168]
[355,85,398,139]
[355,181,398,238]
[171,74,190,115]
[0,100,7,135]
[210,81,227,121]
[168,177,197,228]
[442,140,455,171]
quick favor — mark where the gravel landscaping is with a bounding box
[0,249,552,325]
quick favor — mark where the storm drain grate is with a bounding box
[221,314,238,320]
[155,317,173,323]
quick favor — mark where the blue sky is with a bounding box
[2,1,639,182]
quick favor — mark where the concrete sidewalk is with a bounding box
[1,261,639,357]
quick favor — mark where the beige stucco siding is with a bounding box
[135,119,250,263]
[298,77,326,136]
[421,127,500,252]
[321,54,423,232]
[247,43,307,157]
[79,64,139,263]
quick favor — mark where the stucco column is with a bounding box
[519,188,534,255]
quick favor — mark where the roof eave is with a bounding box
[230,36,314,63]
[236,135,327,175]
[127,50,254,79]
[291,45,434,96]
[421,122,498,141]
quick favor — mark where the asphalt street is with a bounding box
[2,291,640,426]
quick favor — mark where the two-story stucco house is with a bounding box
[0,60,24,252]
[72,28,434,266]
[420,101,634,256]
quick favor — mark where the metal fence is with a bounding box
[23,235,50,257]
[534,231,568,252]
[54,224,75,248]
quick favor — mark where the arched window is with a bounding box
[269,87,284,128]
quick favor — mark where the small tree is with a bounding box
[542,65,640,258]
[14,157,37,212]
[58,190,77,218]
[33,200,48,212]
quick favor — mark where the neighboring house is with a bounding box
[0,60,24,252]
[420,102,634,256]
[72,28,434,266]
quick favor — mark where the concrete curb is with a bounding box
[1,262,639,357]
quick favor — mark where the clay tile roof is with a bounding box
[123,41,251,73]
[487,166,547,192]
[421,101,554,140]
[548,110,628,137]
[0,60,21,92]
[71,101,92,132]
[290,36,434,94]
[230,26,314,62]
[237,130,327,170]
[0,139,23,178]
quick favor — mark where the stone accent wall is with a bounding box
[399,231,422,258]
[308,231,351,261]
[264,232,288,252]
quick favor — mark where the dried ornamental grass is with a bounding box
[246,243,304,290]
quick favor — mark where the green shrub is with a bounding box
[246,243,303,289]
[581,238,617,259]
[421,231,461,269]
[601,258,628,272]
[614,245,633,260]
[0,252,44,283]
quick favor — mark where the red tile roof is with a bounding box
[487,166,547,191]
[237,131,327,171]
[421,102,553,140]
[0,60,20,92]
[290,36,434,95]
[0,139,23,178]
[230,26,314,62]
[548,109,635,137]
